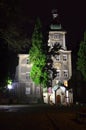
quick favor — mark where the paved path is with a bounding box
[0,105,86,130]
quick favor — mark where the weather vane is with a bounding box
[52,9,58,18]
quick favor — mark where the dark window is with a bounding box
[63,70,68,78]
[54,34,60,39]
[63,55,67,61]
[55,55,60,61]
[26,73,30,80]
[56,70,60,77]
[26,58,30,64]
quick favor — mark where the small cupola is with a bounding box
[50,9,62,30]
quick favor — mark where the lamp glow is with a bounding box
[7,84,12,89]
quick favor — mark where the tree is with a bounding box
[0,25,30,53]
[45,41,62,88]
[0,0,32,53]
[0,0,35,89]
[29,18,48,87]
[77,31,86,80]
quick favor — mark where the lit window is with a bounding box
[63,55,67,61]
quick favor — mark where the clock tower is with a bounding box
[47,10,72,104]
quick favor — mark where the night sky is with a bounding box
[23,0,86,47]
[0,0,86,83]
[1,0,86,47]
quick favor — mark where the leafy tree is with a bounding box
[0,25,30,53]
[0,0,32,53]
[29,18,48,87]
[77,31,86,80]
[0,0,34,88]
[45,41,62,88]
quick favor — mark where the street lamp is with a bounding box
[7,79,12,90]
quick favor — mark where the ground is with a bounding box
[0,104,86,130]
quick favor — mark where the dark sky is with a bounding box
[18,0,86,50]
[0,0,86,82]
[1,0,86,50]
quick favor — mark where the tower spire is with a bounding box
[52,9,58,19]
[50,9,62,30]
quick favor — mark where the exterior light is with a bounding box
[64,80,68,87]
[7,79,12,90]
[7,84,12,90]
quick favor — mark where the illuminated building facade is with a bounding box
[14,54,42,103]
[14,10,73,104]
[43,10,73,105]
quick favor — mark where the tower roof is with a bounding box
[50,9,62,31]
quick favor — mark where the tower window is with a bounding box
[63,55,67,61]
[55,55,60,61]
[54,34,60,39]
[63,70,68,78]
[56,70,60,78]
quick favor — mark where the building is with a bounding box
[13,10,73,105]
[14,54,42,103]
[43,10,73,105]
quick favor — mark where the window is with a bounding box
[25,87,31,94]
[26,72,30,80]
[54,34,60,39]
[63,55,67,61]
[56,70,60,78]
[36,87,40,94]
[26,58,30,64]
[55,55,60,61]
[63,70,68,78]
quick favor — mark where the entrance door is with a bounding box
[56,95,61,104]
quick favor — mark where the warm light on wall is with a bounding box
[64,80,68,87]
